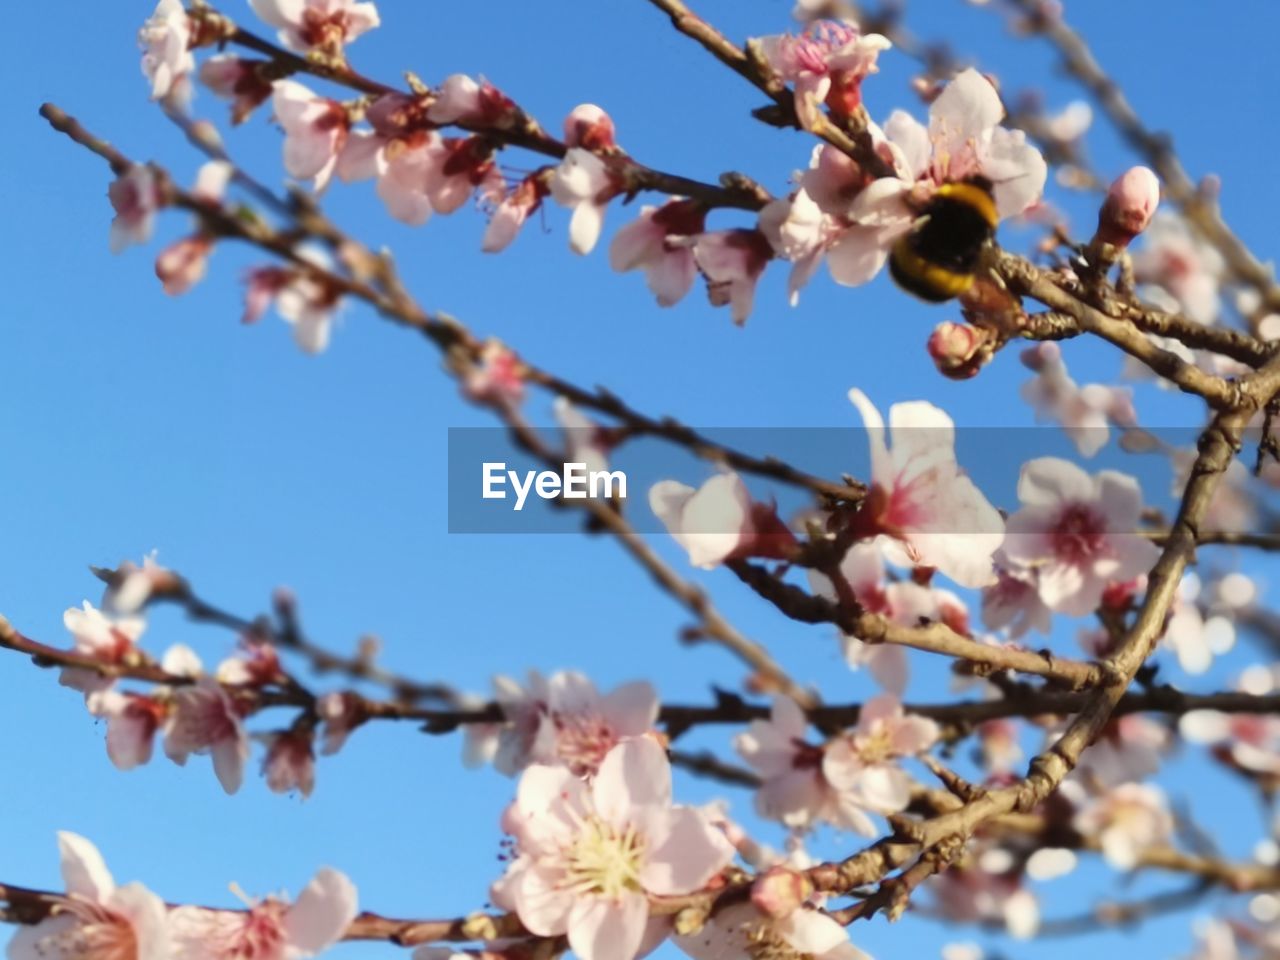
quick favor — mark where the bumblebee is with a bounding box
[889,176,998,303]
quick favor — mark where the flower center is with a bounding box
[854,725,896,764]
[48,902,137,960]
[552,713,618,777]
[1050,503,1108,564]
[563,817,646,900]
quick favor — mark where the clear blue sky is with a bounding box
[2,2,1278,959]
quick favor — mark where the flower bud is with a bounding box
[155,236,213,296]
[1096,166,1159,247]
[751,866,812,919]
[927,321,988,380]
[563,104,616,151]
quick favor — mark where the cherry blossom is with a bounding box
[676,901,870,960]
[1070,782,1173,869]
[1002,458,1159,616]
[610,200,705,307]
[169,867,357,960]
[1132,213,1224,325]
[138,0,194,107]
[825,68,1047,286]
[90,690,167,771]
[216,639,284,687]
[259,731,317,797]
[981,564,1053,638]
[550,148,622,255]
[483,172,551,253]
[163,678,251,794]
[58,602,146,701]
[427,74,516,127]
[243,250,344,353]
[470,671,659,778]
[1096,165,1160,248]
[156,235,215,296]
[555,398,613,479]
[462,340,525,409]
[807,539,941,692]
[847,389,1004,589]
[249,0,380,56]
[689,230,774,325]
[272,80,350,191]
[492,738,733,960]
[102,551,177,614]
[316,691,365,755]
[1181,668,1280,778]
[563,104,617,152]
[734,697,846,831]
[1020,343,1137,457]
[368,131,442,225]
[928,863,1040,940]
[199,56,275,125]
[757,21,891,131]
[1162,572,1236,675]
[1071,714,1170,789]
[108,166,161,253]
[651,473,797,570]
[822,693,938,835]
[7,833,169,960]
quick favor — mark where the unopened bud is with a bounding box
[751,866,812,919]
[927,321,988,380]
[563,104,616,152]
[1096,166,1159,247]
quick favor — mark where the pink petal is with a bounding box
[567,892,649,960]
[593,738,672,830]
[640,807,733,896]
[58,832,115,901]
[285,868,359,955]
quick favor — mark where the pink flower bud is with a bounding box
[262,730,316,797]
[751,866,812,919]
[1096,166,1159,247]
[155,235,213,296]
[563,104,616,151]
[927,321,988,380]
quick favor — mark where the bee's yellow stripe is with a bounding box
[934,182,998,228]
[890,242,975,301]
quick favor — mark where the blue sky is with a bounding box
[2,2,1279,959]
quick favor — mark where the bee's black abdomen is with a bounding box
[888,180,999,303]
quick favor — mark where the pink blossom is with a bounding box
[808,539,945,693]
[59,602,146,700]
[1181,668,1280,776]
[976,718,1023,775]
[108,166,161,253]
[610,200,705,307]
[758,21,891,131]
[103,551,177,614]
[368,131,441,225]
[822,694,938,835]
[1001,458,1160,617]
[90,690,166,772]
[550,148,621,255]
[735,697,839,830]
[264,251,344,354]
[1020,343,1136,457]
[554,398,613,479]
[423,137,504,215]
[261,730,317,797]
[563,104,617,152]
[1131,212,1224,324]
[758,189,841,306]
[462,340,525,408]
[928,321,988,380]
[163,679,251,794]
[216,640,284,686]
[249,0,380,55]
[929,864,1039,939]
[316,691,365,755]
[1071,782,1173,869]
[467,670,659,778]
[427,74,516,127]
[155,235,214,296]
[980,565,1052,638]
[651,473,798,570]
[1096,165,1160,248]
[676,901,870,960]
[690,230,774,325]
[483,172,550,253]
[8,833,169,960]
[847,389,1005,589]
[200,55,275,125]
[242,267,293,326]
[169,867,357,960]
[139,0,194,106]
[493,738,734,960]
[1072,714,1169,789]
[1162,572,1236,675]
[272,80,350,191]
[831,69,1047,286]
